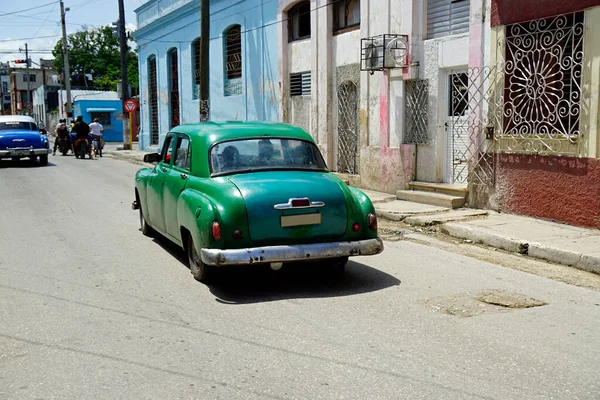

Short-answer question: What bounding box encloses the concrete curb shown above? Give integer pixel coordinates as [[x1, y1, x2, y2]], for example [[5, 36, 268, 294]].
[[441, 222, 600, 273], [104, 151, 147, 167]]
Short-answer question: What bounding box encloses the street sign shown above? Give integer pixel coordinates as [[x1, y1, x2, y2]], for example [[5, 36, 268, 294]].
[[124, 99, 138, 113]]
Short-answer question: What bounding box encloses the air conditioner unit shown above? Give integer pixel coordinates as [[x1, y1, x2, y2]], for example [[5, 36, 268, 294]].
[[361, 34, 410, 72]]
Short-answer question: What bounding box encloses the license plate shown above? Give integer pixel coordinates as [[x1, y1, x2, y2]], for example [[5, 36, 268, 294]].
[[10, 149, 29, 156], [281, 213, 321, 228]]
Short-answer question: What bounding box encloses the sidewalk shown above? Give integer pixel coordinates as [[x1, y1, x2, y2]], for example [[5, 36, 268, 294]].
[[94, 144, 600, 273], [364, 189, 600, 274]]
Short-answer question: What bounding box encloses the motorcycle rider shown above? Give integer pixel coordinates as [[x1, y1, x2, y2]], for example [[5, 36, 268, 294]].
[[53, 121, 70, 155], [73, 116, 91, 157], [89, 118, 104, 157]]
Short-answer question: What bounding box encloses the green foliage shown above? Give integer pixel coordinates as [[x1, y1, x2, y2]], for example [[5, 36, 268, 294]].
[[52, 25, 138, 91]]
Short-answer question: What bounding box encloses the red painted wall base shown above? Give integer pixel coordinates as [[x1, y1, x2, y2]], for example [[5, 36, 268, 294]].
[[494, 154, 600, 229]]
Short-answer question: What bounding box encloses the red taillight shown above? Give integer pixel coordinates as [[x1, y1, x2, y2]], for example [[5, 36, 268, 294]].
[[368, 213, 377, 231], [211, 221, 221, 241], [291, 198, 310, 207], [233, 230, 244, 239], [352, 222, 360, 232]]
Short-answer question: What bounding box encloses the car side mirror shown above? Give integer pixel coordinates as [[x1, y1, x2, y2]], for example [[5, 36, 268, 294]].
[[143, 153, 160, 163]]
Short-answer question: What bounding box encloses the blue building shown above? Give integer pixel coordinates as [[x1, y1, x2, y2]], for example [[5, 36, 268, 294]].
[[67, 90, 124, 142], [132, 0, 280, 150]]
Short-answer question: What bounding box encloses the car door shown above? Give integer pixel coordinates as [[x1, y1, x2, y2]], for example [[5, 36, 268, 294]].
[[147, 134, 175, 233], [163, 135, 191, 241]]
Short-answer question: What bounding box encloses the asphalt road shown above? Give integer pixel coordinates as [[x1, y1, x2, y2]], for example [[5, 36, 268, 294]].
[[1, 155, 599, 400]]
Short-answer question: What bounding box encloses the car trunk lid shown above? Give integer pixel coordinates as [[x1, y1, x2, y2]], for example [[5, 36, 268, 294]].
[[228, 171, 347, 243], [0, 131, 43, 149]]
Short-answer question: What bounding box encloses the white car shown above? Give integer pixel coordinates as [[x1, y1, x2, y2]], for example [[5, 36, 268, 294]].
[[0, 115, 51, 165]]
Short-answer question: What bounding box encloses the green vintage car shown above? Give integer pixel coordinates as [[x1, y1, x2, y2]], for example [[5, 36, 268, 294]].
[[132, 122, 383, 282]]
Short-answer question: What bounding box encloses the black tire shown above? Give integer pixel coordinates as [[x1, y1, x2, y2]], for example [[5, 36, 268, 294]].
[[39, 155, 48, 166], [62, 149, 68, 156], [139, 205, 154, 237], [187, 235, 213, 283]]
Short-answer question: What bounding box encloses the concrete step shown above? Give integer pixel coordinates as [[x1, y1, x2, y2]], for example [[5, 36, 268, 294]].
[[408, 182, 468, 198], [396, 190, 466, 209]]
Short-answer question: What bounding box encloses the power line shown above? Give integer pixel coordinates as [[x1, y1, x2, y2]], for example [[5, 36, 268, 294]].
[[0, 35, 62, 43], [0, 1, 58, 17]]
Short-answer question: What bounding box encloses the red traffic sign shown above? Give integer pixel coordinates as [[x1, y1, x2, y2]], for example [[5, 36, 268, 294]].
[[124, 99, 138, 113]]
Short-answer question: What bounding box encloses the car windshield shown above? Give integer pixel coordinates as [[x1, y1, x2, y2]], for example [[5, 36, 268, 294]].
[[0, 121, 38, 131], [210, 138, 328, 175]]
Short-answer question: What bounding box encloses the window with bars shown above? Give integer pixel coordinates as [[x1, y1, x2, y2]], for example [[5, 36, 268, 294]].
[[502, 12, 584, 149], [22, 74, 36, 82], [290, 71, 311, 96], [224, 25, 242, 96], [90, 112, 111, 126], [333, 0, 360, 32], [148, 56, 159, 146], [427, 0, 470, 39], [168, 49, 180, 128], [192, 38, 201, 100], [288, 1, 311, 42]]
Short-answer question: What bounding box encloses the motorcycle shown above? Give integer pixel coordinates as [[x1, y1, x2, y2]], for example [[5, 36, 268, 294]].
[[91, 134, 103, 157], [56, 134, 72, 156], [74, 138, 91, 159]]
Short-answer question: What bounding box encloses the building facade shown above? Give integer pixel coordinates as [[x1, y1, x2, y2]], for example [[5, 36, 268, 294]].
[[9, 67, 59, 116], [133, 0, 280, 150], [0, 62, 11, 115]]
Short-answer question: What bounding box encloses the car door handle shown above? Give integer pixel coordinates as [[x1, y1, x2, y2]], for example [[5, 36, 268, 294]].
[[161, 167, 167, 172], [180, 173, 188, 180]]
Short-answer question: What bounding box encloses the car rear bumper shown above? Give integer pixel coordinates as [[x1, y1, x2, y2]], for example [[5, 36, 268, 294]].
[[201, 238, 384, 266], [0, 148, 51, 158]]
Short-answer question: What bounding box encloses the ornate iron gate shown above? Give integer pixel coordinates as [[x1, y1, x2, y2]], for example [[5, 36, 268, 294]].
[[448, 11, 584, 186], [337, 81, 359, 174]]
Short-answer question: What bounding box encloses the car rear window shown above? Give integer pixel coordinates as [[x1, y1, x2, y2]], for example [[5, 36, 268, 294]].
[[210, 138, 327, 175], [0, 121, 38, 131]]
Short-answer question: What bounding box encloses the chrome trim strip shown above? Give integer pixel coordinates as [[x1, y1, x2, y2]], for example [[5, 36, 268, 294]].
[[273, 197, 325, 210], [201, 238, 384, 266]]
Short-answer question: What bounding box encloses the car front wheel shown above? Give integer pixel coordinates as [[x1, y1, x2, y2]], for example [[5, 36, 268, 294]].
[[187, 235, 213, 283]]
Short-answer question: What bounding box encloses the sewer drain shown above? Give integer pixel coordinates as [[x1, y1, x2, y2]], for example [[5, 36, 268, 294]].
[[425, 289, 547, 318]]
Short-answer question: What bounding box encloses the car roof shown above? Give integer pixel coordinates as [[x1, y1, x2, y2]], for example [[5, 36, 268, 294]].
[[170, 121, 315, 145], [0, 115, 35, 123]]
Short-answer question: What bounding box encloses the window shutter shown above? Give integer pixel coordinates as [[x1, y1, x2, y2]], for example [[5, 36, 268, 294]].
[[427, 0, 470, 39]]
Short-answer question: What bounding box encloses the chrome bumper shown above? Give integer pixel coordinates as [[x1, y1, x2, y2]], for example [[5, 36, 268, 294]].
[[201, 238, 384, 266], [0, 148, 51, 158]]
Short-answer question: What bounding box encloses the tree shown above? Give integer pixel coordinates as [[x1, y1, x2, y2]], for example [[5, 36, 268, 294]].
[[52, 25, 138, 92]]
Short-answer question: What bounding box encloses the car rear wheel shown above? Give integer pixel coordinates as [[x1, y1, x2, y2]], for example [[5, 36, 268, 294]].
[[139, 205, 154, 236], [187, 235, 213, 283]]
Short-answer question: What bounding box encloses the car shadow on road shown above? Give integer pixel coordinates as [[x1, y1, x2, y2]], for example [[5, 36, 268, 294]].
[[0, 159, 56, 168], [149, 233, 400, 304]]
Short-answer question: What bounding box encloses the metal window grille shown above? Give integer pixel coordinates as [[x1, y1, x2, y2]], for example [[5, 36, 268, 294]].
[[288, 1, 311, 42], [192, 38, 201, 100], [337, 81, 359, 174], [168, 49, 180, 128], [290, 71, 311, 96], [224, 25, 242, 96], [404, 79, 429, 144], [501, 12, 584, 155], [333, 0, 360, 31], [90, 112, 111, 125], [148, 57, 159, 145], [427, 0, 470, 39]]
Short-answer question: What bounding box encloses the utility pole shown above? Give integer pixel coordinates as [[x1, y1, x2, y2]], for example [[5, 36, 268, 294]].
[[118, 0, 131, 149], [199, 0, 209, 121], [60, 0, 73, 122], [25, 44, 31, 116]]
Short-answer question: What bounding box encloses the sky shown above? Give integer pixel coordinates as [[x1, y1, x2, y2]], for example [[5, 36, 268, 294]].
[[0, 0, 142, 67]]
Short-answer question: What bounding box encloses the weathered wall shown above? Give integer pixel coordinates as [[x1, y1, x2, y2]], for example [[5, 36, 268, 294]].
[[492, 155, 600, 229]]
